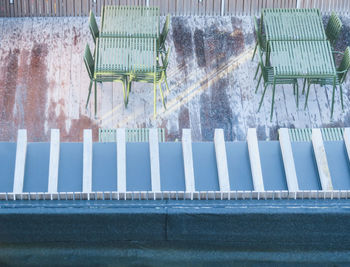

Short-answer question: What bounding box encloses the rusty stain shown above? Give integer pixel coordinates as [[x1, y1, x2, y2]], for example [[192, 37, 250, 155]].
[[48, 101, 99, 142], [24, 43, 49, 142]]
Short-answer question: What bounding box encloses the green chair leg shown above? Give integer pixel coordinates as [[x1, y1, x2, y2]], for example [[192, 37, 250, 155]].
[[85, 80, 93, 109], [304, 81, 311, 110], [255, 72, 263, 93], [296, 82, 299, 108], [254, 65, 260, 80], [252, 43, 258, 61], [164, 76, 170, 93], [302, 79, 307, 95], [331, 83, 336, 118], [153, 81, 157, 118], [94, 81, 97, 117], [121, 79, 126, 107], [293, 83, 296, 95], [159, 83, 166, 109], [125, 80, 132, 107], [340, 84, 344, 110], [270, 83, 276, 122], [258, 84, 268, 112]]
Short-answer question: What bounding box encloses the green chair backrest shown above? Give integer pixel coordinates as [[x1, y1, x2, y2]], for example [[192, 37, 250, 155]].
[[84, 44, 94, 79], [160, 14, 170, 45], [338, 47, 350, 83], [326, 12, 342, 46], [89, 11, 99, 43]]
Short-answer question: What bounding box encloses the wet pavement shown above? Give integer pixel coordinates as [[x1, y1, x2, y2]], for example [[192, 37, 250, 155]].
[[0, 15, 350, 142]]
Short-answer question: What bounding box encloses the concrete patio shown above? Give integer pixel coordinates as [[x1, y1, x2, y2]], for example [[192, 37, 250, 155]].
[[1, 15, 350, 142]]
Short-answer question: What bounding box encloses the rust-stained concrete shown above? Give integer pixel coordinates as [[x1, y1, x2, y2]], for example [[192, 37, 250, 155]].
[[0, 16, 350, 142]]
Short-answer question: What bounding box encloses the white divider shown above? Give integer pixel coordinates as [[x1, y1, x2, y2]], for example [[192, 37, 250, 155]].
[[83, 129, 93, 193], [149, 128, 161, 191], [278, 128, 299, 191], [343, 128, 350, 164], [48, 129, 60, 193], [117, 128, 126, 192], [214, 129, 230, 191], [13, 130, 27, 193], [247, 128, 264, 191], [182, 129, 195, 192], [312, 129, 333, 190]]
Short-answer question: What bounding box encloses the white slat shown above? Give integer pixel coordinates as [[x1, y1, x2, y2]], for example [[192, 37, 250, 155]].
[[247, 128, 264, 191], [182, 129, 195, 192], [48, 129, 60, 193], [278, 128, 299, 191], [83, 129, 93, 193], [312, 128, 333, 190], [214, 129, 230, 191], [149, 128, 161, 191], [117, 128, 126, 192], [343, 128, 350, 164], [13, 129, 27, 193]]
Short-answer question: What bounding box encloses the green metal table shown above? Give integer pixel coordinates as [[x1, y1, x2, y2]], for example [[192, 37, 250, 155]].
[[262, 8, 326, 41], [94, 36, 158, 113], [268, 40, 336, 117], [94, 37, 156, 78], [101, 5, 160, 38]]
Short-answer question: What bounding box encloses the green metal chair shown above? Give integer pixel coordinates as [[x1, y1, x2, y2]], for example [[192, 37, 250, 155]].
[[126, 49, 170, 117], [159, 14, 170, 54], [252, 16, 266, 63], [304, 47, 350, 118], [89, 11, 99, 43], [325, 12, 342, 47], [255, 46, 298, 121], [83, 44, 126, 117]]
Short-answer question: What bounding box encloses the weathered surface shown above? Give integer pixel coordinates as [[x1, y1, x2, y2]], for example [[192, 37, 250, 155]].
[[0, 16, 350, 142]]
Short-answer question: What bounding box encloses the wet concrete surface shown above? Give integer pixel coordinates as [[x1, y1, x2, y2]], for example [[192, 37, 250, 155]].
[[0, 16, 350, 142]]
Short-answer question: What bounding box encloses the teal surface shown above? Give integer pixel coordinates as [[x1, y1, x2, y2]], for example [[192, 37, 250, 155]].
[[225, 142, 254, 190], [292, 142, 321, 190], [192, 142, 219, 191], [0, 143, 16, 192], [126, 143, 151, 191], [324, 141, 350, 190], [259, 141, 288, 190], [23, 143, 50, 192], [58, 143, 83, 192], [92, 143, 117, 191], [159, 143, 186, 191]]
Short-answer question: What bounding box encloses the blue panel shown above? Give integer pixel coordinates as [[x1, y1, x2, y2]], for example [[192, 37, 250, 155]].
[[58, 143, 83, 192], [259, 141, 287, 190], [0, 143, 16, 192], [23, 143, 50, 192], [324, 141, 350, 190], [159, 143, 185, 191], [92, 143, 117, 191], [192, 142, 219, 191], [126, 143, 151, 191], [225, 142, 254, 190], [292, 142, 321, 190]]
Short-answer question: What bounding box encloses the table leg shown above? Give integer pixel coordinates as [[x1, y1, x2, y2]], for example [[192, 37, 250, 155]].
[[270, 79, 276, 121], [304, 80, 311, 110], [340, 84, 344, 110], [86, 80, 93, 109], [302, 79, 306, 95], [258, 84, 268, 112], [94, 81, 97, 118], [153, 73, 157, 118], [331, 77, 336, 118]]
